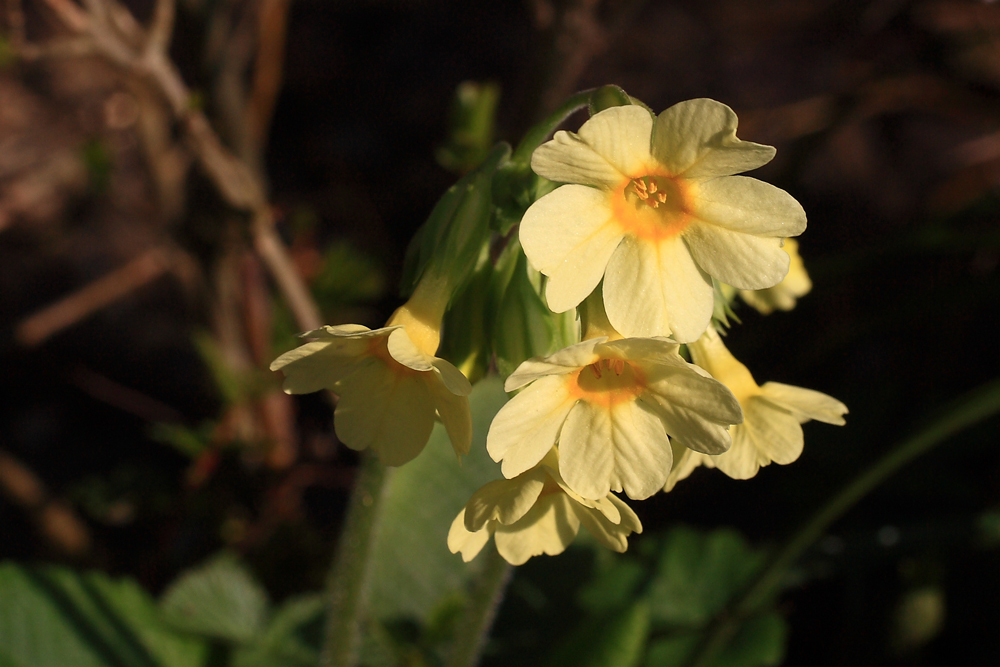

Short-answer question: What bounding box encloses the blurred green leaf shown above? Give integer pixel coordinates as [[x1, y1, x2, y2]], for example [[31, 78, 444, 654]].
[[312, 241, 387, 308], [362, 376, 508, 630], [648, 527, 764, 628], [492, 239, 578, 378], [400, 143, 509, 297], [644, 613, 786, 667], [578, 558, 647, 614], [0, 562, 207, 667], [160, 552, 269, 644], [232, 595, 325, 667], [436, 81, 501, 174], [544, 600, 651, 667], [438, 242, 494, 384], [81, 139, 112, 194]]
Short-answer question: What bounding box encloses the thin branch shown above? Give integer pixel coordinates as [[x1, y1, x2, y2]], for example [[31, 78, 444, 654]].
[[31, 0, 322, 333], [15, 247, 172, 347], [247, 0, 291, 149], [145, 0, 176, 57]]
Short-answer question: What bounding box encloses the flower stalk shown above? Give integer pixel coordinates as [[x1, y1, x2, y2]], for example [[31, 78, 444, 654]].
[[320, 453, 391, 667]]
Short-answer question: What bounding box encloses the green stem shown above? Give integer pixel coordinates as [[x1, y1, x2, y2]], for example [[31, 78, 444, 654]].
[[445, 546, 514, 667], [688, 377, 1000, 667], [511, 89, 595, 165], [319, 453, 391, 667]]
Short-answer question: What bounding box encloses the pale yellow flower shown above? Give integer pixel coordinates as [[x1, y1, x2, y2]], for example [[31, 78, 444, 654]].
[[270, 321, 472, 466], [739, 238, 812, 314], [448, 450, 642, 565], [522, 99, 806, 342], [486, 336, 742, 501], [667, 327, 847, 484]]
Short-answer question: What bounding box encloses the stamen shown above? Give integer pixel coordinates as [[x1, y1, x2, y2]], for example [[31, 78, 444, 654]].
[[611, 359, 625, 375], [647, 181, 658, 194], [589, 362, 603, 379], [657, 192, 667, 203]]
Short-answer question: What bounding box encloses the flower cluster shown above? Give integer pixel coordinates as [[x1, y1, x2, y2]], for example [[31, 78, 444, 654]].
[[270, 94, 847, 566]]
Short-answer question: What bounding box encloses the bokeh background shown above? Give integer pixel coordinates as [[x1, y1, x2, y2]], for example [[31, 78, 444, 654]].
[[2, 0, 1000, 665]]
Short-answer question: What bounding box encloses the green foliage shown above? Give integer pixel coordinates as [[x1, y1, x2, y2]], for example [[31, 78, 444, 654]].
[[545, 601, 651, 667], [588, 85, 634, 115], [400, 143, 510, 298], [437, 81, 501, 174], [491, 239, 578, 378], [231, 595, 325, 667], [312, 241, 387, 309], [648, 527, 764, 627], [360, 377, 509, 663], [0, 562, 207, 667], [160, 552, 270, 644], [437, 244, 494, 384]]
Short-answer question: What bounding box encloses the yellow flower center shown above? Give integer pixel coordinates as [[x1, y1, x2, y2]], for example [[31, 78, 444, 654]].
[[612, 175, 692, 241], [568, 358, 647, 408]]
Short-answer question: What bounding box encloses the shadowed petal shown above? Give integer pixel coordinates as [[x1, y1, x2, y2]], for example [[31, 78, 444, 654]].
[[494, 494, 581, 565], [685, 223, 790, 290]]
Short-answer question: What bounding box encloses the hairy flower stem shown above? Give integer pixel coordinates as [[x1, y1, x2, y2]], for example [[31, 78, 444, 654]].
[[688, 377, 1000, 667], [445, 546, 514, 667], [320, 453, 391, 667]]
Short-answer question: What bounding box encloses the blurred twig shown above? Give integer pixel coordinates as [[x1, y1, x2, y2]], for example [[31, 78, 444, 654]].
[[0, 449, 91, 556], [14, 246, 174, 347], [32, 0, 322, 332]]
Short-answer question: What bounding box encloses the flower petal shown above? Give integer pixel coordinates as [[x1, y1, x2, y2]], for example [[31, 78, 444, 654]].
[[334, 367, 436, 466], [387, 328, 435, 372], [577, 105, 655, 178], [426, 376, 472, 457], [641, 364, 742, 455], [710, 423, 763, 479], [691, 176, 807, 236], [760, 382, 848, 425], [270, 340, 372, 394], [574, 503, 633, 553], [520, 185, 623, 313], [487, 375, 577, 478], [559, 400, 672, 501], [432, 358, 473, 396], [604, 235, 714, 342], [744, 399, 805, 466], [494, 494, 580, 565], [448, 509, 491, 563], [464, 467, 548, 531], [663, 441, 706, 491], [504, 338, 602, 391], [652, 99, 775, 178], [531, 105, 653, 187], [684, 222, 790, 290]]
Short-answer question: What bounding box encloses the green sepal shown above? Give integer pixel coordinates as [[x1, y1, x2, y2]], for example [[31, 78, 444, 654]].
[[436, 81, 501, 175], [400, 142, 510, 298], [491, 161, 557, 236], [436, 241, 494, 385], [491, 239, 579, 378], [588, 85, 633, 115]]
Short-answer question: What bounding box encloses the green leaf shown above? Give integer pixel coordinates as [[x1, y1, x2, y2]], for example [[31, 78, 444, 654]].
[[648, 527, 763, 628], [544, 600, 651, 667], [0, 562, 207, 667], [232, 595, 325, 667], [492, 240, 578, 378], [644, 613, 787, 667], [363, 376, 509, 626], [436, 81, 501, 174], [577, 558, 647, 614], [400, 143, 509, 297], [160, 552, 269, 644], [437, 243, 494, 384]]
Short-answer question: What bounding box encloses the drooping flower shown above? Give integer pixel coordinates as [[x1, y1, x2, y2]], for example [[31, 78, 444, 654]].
[[667, 327, 847, 484], [448, 449, 642, 565], [486, 336, 742, 501], [521, 99, 807, 342], [738, 238, 812, 315], [270, 278, 472, 466]]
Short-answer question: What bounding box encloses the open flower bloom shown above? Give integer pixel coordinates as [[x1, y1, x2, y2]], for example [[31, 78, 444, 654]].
[[522, 99, 807, 342], [739, 238, 812, 315], [668, 327, 847, 483], [448, 450, 642, 565], [486, 336, 742, 501], [270, 322, 472, 466]]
